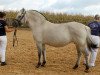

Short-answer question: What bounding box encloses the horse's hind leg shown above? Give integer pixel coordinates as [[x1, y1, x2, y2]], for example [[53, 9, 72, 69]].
[[36, 42, 42, 68], [73, 45, 82, 69], [41, 44, 46, 67], [83, 49, 90, 72]]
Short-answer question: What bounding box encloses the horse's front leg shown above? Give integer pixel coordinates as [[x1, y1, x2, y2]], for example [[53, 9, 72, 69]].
[[41, 44, 46, 67], [36, 42, 42, 68]]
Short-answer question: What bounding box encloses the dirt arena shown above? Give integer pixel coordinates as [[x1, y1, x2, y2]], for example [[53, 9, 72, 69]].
[[0, 28, 100, 75]]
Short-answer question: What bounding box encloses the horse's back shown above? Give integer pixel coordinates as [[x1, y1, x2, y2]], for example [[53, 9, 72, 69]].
[[66, 22, 86, 30], [66, 22, 88, 45]]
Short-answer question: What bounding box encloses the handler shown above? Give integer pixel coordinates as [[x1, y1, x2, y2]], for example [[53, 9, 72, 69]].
[[85, 14, 100, 67], [0, 11, 13, 66]]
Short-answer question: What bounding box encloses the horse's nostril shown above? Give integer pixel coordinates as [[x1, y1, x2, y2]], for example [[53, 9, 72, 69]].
[[12, 19, 21, 27]]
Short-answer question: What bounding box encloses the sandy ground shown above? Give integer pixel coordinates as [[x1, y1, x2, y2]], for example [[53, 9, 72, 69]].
[[0, 29, 100, 75]]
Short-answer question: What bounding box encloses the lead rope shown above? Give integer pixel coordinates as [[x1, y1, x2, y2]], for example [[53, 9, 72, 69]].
[[12, 8, 26, 47], [13, 27, 18, 47]]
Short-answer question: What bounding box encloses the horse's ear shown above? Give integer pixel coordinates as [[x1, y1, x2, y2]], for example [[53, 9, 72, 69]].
[[22, 8, 25, 12], [21, 8, 25, 13]]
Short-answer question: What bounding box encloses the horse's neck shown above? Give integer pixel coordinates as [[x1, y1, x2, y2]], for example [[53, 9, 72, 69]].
[[27, 17, 43, 32], [27, 12, 44, 25]]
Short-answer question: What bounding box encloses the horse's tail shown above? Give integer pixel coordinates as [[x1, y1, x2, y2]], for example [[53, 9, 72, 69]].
[[85, 26, 97, 49]]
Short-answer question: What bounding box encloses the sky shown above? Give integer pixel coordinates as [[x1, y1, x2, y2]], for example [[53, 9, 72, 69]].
[[0, 0, 100, 15]]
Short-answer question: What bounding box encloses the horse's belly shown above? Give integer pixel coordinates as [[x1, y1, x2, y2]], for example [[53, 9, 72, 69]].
[[47, 43, 69, 47], [44, 38, 71, 47], [46, 41, 70, 47]]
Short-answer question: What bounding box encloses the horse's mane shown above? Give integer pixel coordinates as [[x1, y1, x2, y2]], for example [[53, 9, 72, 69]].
[[28, 10, 47, 22]]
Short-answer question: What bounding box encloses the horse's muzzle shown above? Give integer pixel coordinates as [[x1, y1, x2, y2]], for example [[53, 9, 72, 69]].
[[12, 19, 22, 27]]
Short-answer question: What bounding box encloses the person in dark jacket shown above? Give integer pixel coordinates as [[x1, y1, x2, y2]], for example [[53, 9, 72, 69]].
[[84, 14, 100, 67], [0, 11, 13, 66]]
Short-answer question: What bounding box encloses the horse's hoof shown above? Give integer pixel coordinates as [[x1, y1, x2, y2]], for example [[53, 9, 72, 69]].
[[84, 69, 90, 73], [73, 64, 78, 69], [36, 65, 40, 68], [41, 64, 45, 67], [36, 63, 41, 68], [84, 66, 90, 73], [83, 63, 86, 66], [41, 61, 46, 67]]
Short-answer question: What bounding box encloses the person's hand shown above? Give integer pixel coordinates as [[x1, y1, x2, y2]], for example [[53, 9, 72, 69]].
[[5, 26, 14, 32], [10, 28, 14, 32]]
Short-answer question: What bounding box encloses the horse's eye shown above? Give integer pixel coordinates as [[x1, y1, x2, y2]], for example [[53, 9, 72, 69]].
[[18, 16, 21, 18]]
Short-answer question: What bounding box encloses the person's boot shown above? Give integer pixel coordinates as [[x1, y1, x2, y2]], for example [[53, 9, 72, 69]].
[[1, 62, 7, 66]]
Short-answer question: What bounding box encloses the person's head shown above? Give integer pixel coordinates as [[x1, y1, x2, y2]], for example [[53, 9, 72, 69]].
[[0, 12, 6, 18], [94, 14, 100, 20]]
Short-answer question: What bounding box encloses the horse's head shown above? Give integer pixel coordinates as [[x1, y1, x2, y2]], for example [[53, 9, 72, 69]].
[[14, 8, 26, 27]]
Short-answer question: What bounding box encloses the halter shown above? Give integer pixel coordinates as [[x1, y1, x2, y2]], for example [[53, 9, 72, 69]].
[[17, 10, 26, 21], [13, 9, 26, 47]]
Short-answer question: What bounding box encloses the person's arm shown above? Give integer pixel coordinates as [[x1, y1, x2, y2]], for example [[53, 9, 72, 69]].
[[4, 26, 13, 32], [98, 22, 100, 36]]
